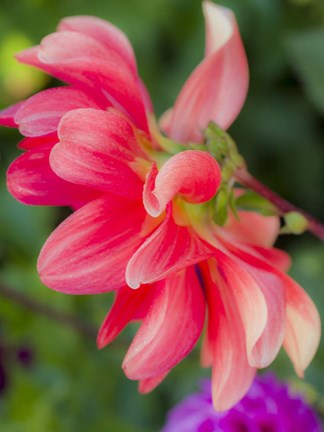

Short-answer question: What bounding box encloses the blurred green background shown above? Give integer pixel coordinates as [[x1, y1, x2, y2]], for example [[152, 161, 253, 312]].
[[0, 0, 323, 430]]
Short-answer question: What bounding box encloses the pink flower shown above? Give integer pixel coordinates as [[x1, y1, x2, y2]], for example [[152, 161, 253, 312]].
[[0, 2, 320, 411]]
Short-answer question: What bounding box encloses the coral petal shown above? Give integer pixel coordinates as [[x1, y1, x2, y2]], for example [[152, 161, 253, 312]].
[[38, 198, 146, 294], [283, 277, 321, 376], [6, 143, 99, 206], [25, 32, 147, 131], [0, 102, 25, 127], [161, 2, 248, 143], [212, 252, 270, 368], [50, 108, 144, 199], [139, 372, 169, 394], [97, 284, 155, 348], [58, 16, 137, 73], [225, 211, 280, 248], [126, 208, 213, 288], [202, 260, 256, 411], [15, 87, 100, 137], [122, 267, 205, 379]]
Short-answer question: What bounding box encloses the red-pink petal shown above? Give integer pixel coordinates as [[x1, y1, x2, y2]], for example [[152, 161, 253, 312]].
[[58, 16, 137, 74], [14, 87, 100, 137], [138, 372, 169, 394], [143, 151, 221, 217], [211, 252, 270, 368], [283, 276, 321, 377], [243, 265, 286, 368], [216, 239, 287, 368], [224, 211, 280, 248], [17, 34, 148, 131], [202, 260, 256, 411], [6, 143, 99, 206], [122, 267, 205, 379], [37, 197, 146, 294], [0, 101, 25, 127], [50, 108, 144, 199], [18, 134, 59, 150], [126, 207, 213, 288], [161, 2, 248, 143], [97, 284, 155, 349]]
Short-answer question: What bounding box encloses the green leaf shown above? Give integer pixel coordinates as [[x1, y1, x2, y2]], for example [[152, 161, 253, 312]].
[[236, 191, 278, 215]]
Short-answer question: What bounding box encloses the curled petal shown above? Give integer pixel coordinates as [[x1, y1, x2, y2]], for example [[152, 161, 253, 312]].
[[283, 277, 321, 377], [38, 198, 146, 294], [123, 267, 205, 379], [58, 15, 137, 73], [143, 150, 221, 217], [126, 207, 213, 288], [14, 87, 100, 137], [6, 143, 99, 206], [50, 108, 144, 199], [161, 1, 248, 143]]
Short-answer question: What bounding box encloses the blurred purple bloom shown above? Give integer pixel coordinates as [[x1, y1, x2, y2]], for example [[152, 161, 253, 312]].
[[162, 374, 322, 432]]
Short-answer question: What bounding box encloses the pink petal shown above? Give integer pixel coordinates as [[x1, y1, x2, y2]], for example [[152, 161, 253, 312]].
[[126, 207, 213, 288], [17, 35, 148, 131], [50, 108, 144, 200], [143, 150, 221, 217], [249, 245, 291, 272], [211, 251, 270, 368], [14, 87, 100, 137], [122, 267, 205, 379], [243, 264, 286, 368], [6, 143, 99, 206], [97, 284, 155, 349], [138, 372, 169, 394], [283, 276, 321, 377], [0, 101, 25, 127], [216, 238, 287, 368], [58, 16, 137, 74], [161, 2, 248, 143], [37, 197, 146, 294], [201, 260, 256, 411], [224, 211, 280, 248]]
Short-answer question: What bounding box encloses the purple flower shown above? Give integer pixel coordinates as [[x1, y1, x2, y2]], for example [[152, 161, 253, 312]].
[[162, 374, 322, 432]]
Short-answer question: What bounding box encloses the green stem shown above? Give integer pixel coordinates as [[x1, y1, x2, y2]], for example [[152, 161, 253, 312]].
[[0, 284, 97, 339]]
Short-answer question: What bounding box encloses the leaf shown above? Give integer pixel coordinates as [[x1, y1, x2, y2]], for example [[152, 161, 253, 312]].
[[286, 29, 324, 114]]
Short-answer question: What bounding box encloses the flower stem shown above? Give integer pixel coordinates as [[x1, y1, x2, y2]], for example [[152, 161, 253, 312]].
[[235, 168, 324, 241], [0, 284, 97, 339]]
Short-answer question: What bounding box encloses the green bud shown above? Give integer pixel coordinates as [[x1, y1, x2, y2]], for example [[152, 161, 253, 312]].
[[282, 211, 309, 235]]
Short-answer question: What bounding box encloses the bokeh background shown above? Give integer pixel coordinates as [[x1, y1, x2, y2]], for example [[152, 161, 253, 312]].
[[0, 0, 323, 430]]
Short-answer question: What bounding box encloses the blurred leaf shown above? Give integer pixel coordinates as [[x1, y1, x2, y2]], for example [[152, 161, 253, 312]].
[[286, 29, 324, 114]]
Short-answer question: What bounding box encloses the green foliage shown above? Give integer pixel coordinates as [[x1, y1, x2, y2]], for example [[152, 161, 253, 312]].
[[0, 0, 323, 430]]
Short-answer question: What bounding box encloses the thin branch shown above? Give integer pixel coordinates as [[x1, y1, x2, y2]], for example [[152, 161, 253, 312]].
[[235, 168, 324, 241], [0, 284, 97, 339]]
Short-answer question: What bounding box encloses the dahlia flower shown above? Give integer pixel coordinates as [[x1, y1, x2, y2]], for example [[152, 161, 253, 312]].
[[162, 374, 322, 432], [0, 2, 320, 410]]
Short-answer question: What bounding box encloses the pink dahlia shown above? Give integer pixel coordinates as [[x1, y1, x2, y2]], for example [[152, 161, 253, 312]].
[[0, 2, 320, 410]]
